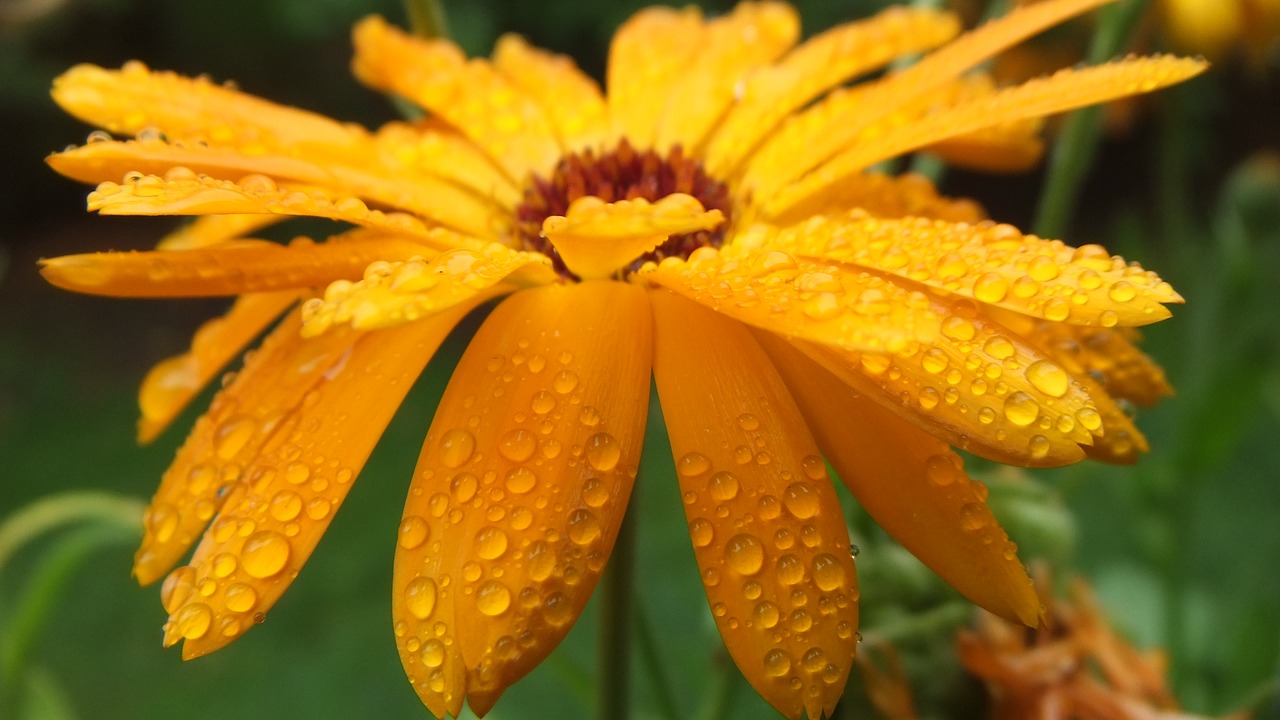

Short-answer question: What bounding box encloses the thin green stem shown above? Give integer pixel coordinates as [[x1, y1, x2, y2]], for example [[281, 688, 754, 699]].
[[633, 599, 682, 720], [599, 507, 635, 720], [404, 0, 450, 40], [0, 492, 144, 577], [1033, 0, 1149, 238]]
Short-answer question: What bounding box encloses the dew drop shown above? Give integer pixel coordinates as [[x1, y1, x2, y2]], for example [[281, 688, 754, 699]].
[[224, 582, 257, 613], [305, 497, 332, 521], [398, 516, 430, 550], [284, 462, 310, 485], [802, 647, 826, 672], [707, 471, 740, 501], [811, 553, 845, 591], [242, 531, 290, 578], [526, 540, 555, 581], [160, 566, 196, 614], [543, 591, 572, 626], [1026, 359, 1070, 398], [584, 433, 621, 472], [801, 455, 826, 481], [214, 416, 256, 460], [504, 466, 537, 494], [925, 454, 959, 486], [1002, 392, 1040, 426], [552, 370, 579, 394], [474, 526, 509, 560], [476, 580, 512, 616], [404, 577, 438, 620], [581, 478, 609, 508], [174, 602, 213, 640], [689, 518, 714, 547], [1029, 434, 1051, 459], [983, 335, 1016, 360], [439, 429, 476, 468], [921, 348, 949, 374], [764, 649, 792, 677], [783, 482, 819, 519], [148, 503, 180, 543], [724, 533, 764, 575], [498, 429, 537, 462], [420, 638, 446, 668], [676, 452, 711, 478], [974, 272, 1009, 303], [567, 509, 602, 545], [530, 390, 556, 415], [1108, 280, 1137, 302], [959, 503, 986, 531], [753, 601, 780, 628], [212, 552, 237, 578], [450, 472, 478, 503], [269, 490, 302, 521], [776, 554, 804, 585]]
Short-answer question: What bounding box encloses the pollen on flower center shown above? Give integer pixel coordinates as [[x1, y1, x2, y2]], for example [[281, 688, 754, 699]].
[[515, 139, 733, 279]]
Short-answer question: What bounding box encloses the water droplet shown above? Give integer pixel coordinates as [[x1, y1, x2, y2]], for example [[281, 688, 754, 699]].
[[1077, 407, 1103, 432], [960, 503, 986, 531], [802, 647, 826, 671], [148, 503, 179, 543], [764, 649, 793, 677], [439, 429, 476, 468], [736, 413, 760, 431], [174, 602, 213, 640], [567, 509, 602, 545], [398, 516, 430, 550], [689, 518, 714, 547], [543, 591, 572, 626], [1002, 392, 1040, 426], [552, 370, 579, 394], [242, 531, 290, 578], [283, 462, 310, 485], [404, 577, 438, 620], [743, 581, 762, 600], [498, 429, 537, 462], [707, 471, 740, 501], [160, 566, 195, 613], [449, 472, 478, 503], [1029, 434, 1051, 459], [476, 580, 511, 616], [925, 454, 960, 486], [774, 528, 795, 549], [783, 482, 819, 519], [530, 391, 556, 415], [724, 533, 764, 575], [474, 526, 509, 560], [214, 416, 255, 460], [776, 554, 804, 585], [983, 335, 1016, 359], [504, 466, 537, 494], [1028, 256, 1060, 282], [941, 316, 976, 341], [811, 553, 845, 591], [224, 582, 257, 613], [305, 497, 332, 520], [921, 348, 949, 374], [1044, 298, 1071, 322], [974, 272, 1009, 303], [420, 638, 446, 668], [584, 433, 620, 472], [1025, 359, 1070, 398], [212, 552, 237, 578], [269, 490, 302, 521], [676, 452, 711, 478], [510, 506, 533, 530], [526, 540, 555, 581], [1108, 280, 1137, 302], [581, 478, 609, 508], [753, 601, 780, 628]]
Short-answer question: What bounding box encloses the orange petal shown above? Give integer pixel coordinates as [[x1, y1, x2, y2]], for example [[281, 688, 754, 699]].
[[393, 282, 652, 718], [492, 34, 611, 153], [138, 290, 299, 444], [764, 212, 1181, 327], [161, 298, 483, 658], [759, 333, 1040, 626], [543, 194, 724, 280], [52, 62, 369, 152], [352, 16, 561, 181], [605, 5, 706, 148], [767, 55, 1208, 217], [133, 309, 361, 585], [704, 5, 960, 177], [374, 120, 521, 210], [40, 235, 432, 298], [49, 141, 503, 238], [651, 1, 799, 153], [299, 244, 556, 337], [641, 243, 942, 354], [157, 215, 283, 251], [1022, 320, 1172, 407], [924, 120, 1045, 174], [650, 288, 858, 720]]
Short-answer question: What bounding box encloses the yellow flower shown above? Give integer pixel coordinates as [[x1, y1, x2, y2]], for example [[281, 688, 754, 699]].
[[40, 1, 1202, 717], [1159, 0, 1280, 65]]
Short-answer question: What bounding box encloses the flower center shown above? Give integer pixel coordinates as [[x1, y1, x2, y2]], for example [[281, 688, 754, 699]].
[[515, 140, 732, 279]]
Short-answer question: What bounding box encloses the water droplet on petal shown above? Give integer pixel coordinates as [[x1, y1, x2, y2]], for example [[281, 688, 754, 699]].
[[504, 466, 537, 494], [724, 534, 764, 575], [398, 516, 430, 550], [439, 429, 476, 468], [1025, 359, 1070, 398], [474, 526, 509, 560], [1002, 392, 1040, 426], [476, 580, 511, 616], [498, 429, 537, 462], [404, 577, 438, 620], [677, 452, 711, 478], [543, 591, 572, 626], [764, 649, 792, 677], [707, 471, 739, 501], [224, 582, 257, 613], [567, 509, 601, 545], [584, 433, 620, 472], [783, 482, 819, 519], [242, 531, 290, 578], [689, 518, 714, 547], [174, 602, 213, 640]]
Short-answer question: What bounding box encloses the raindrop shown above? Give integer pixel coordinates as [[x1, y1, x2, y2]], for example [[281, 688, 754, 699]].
[[526, 540, 555, 581], [421, 639, 446, 668], [174, 602, 213, 640], [959, 503, 986, 531], [708, 471, 740, 501], [753, 601, 780, 628], [269, 490, 302, 521], [764, 649, 793, 677], [543, 592, 572, 626], [498, 429, 537, 462], [476, 580, 512, 616], [504, 466, 537, 494], [581, 478, 609, 508], [783, 482, 819, 519], [439, 428, 476, 468], [450, 472, 478, 503], [1025, 359, 1070, 398], [676, 452, 711, 478], [552, 370, 579, 394], [567, 509, 602, 545], [776, 554, 804, 585], [689, 518, 714, 547], [242, 531, 290, 578], [404, 577, 438, 620], [1002, 392, 1040, 427], [224, 582, 257, 613], [474, 526, 509, 560], [584, 433, 620, 472], [398, 516, 430, 550], [724, 534, 764, 575], [811, 553, 845, 591]]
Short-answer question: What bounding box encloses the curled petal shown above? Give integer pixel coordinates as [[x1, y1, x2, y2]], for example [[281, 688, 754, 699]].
[[764, 212, 1180, 327], [40, 235, 433, 298], [162, 301, 477, 658], [651, 288, 858, 720], [543, 194, 724, 280], [759, 333, 1040, 626], [299, 245, 556, 336], [393, 283, 652, 717], [641, 243, 942, 354], [139, 290, 299, 443], [492, 34, 611, 153], [606, 5, 706, 148]]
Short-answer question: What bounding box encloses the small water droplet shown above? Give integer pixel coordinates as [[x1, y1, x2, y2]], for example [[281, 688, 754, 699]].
[[677, 452, 711, 478], [764, 649, 792, 677]]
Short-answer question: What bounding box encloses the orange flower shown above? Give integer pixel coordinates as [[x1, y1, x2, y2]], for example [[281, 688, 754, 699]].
[[41, 1, 1201, 717]]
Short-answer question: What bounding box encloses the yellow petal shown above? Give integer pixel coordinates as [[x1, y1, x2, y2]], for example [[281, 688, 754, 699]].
[[759, 333, 1039, 626], [133, 309, 361, 585], [299, 245, 556, 336], [650, 288, 858, 720], [764, 212, 1181, 327], [605, 5, 705, 148], [1079, 373, 1149, 464], [652, 1, 800, 153], [641, 242, 942, 354], [52, 62, 368, 152], [49, 140, 503, 238], [393, 282, 652, 717], [492, 34, 611, 153], [40, 235, 432, 298], [162, 300, 479, 658], [352, 16, 561, 181], [704, 5, 960, 177], [157, 214, 283, 251], [923, 120, 1045, 174], [1033, 323, 1171, 407], [543, 194, 724, 280], [374, 120, 521, 210], [766, 171, 986, 227], [138, 290, 299, 443], [767, 55, 1208, 217]]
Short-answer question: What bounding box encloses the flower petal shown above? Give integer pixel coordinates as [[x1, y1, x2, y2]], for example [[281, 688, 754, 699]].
[[758, 333, 1040, 626], [764, 212, 1181, 327], [393, 282, 652, 717], [703, 5, 960, 177], [652, 1, 799, 153], [139, 290, 299, 444], [641, 242, 943, 353], [352, 16, 561, 181], [543, 194, 724, 280], [40, 235, 432, 298], [767, 55, 1208, 218], [492, 34, 611, 153], [157, 214, 282, 251], [605, 5, 706, 148], [766, 171, 986, 227], [1020, 320, 1172, 406], [162, 300, 480, 658], [299, 245, 556, 336], [650, 288, 858, 720], [374, 120, 521, 210]]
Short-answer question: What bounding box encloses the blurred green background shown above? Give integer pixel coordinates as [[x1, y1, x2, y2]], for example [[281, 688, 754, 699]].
[[1, 0, 1278, 718]]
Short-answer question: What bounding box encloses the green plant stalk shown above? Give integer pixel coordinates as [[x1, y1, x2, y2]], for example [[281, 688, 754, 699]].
[[1034, 0, 1150, 238], [633, 599, 682, 720], [599, 507, 635, 720], [404, 0, 450, 40], [0, 492, 143, 575]]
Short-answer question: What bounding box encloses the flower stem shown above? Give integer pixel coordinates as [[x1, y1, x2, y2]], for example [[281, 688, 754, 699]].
[[599, 506, 635, 720], [1034, 0, 1149, 238], [404, 0, 450, 41]]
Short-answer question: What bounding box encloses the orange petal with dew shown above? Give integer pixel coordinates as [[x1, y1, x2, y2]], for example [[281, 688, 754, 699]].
[[760, 333, 1040, 626], [352, 16, 560, 181], [543, 194, 724, 280], [133, 309, 361, 585], [768, 171, 986, 227], [765, 212, 1181, 327], [40, 235, 433, 298], [650, 288, 858, 720], [652, 1, 799, 154], [1019, 318, 1172, 407], [52, 62, 369, 152], [767, 55, 1208, 218], [299, 244, 556, 337], [139, 290, 299, 444], [605, 5, 706, 148], [704, 5, 960, 177], [157, 215, 283, 251], [641, 243, 942, 354], [393, 282, 652, 717], [374, 120, 520, 210], [161, 298, 485, 658], [492, 34, 611, 153]]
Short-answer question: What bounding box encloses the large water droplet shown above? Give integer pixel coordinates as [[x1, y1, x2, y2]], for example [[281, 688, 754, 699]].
[[707, 471, 740, 501], [504, 466, 537, 494], [224, 582, 257, 613], [1025, 359, 1070, 398], [498, 429, 537, 462], [552, 370, 579, 394], [450, 472, 478, 503], [439, 429, 476, 468], [543, 591, 572, 626], [269, 490, 302, 521], [959, 502, 986, 531], [404, 577, 438, 620], [421, 638, 446, 668], [214, 416, 256, 460], [753, 601, 780, 628], [689, 518, 714, 547], [148, 503, 180, 544], [174, 602, 213, 640], [566, 509, 602, 545], [474, 526, 509, 560], [526, 540, 555, 581], [584, 433, 620, 472], [925, 454, 960, 486], [530, 390, 556, 415], [724, 533, 764, 575], [475, 580, 511, 616], [242, 531, 290, 578], [160, 566, 196, 614], [676, 452, 711, 478], [1002, 392, 1040, 426], [783, 482, 819, 519], [764, 649, 792, 677], [776, 554, 804, 585], [811, 553, 845, 591]]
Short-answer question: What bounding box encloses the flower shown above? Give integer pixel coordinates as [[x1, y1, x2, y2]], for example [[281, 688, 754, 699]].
[[40, 0, 1202, 717]]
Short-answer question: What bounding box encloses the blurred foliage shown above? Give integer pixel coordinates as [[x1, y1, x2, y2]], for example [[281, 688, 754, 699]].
[[1, 0, 1279, 719]]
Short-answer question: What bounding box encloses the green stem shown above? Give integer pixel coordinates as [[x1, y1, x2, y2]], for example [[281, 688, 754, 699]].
[[404, 0, 450, 41], [633, 599, 681, 720], [0, 492, 144, 576], [860, 602, 973, 647], [1033, 0, 1149, 239], [599, 507, 635, 720]]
